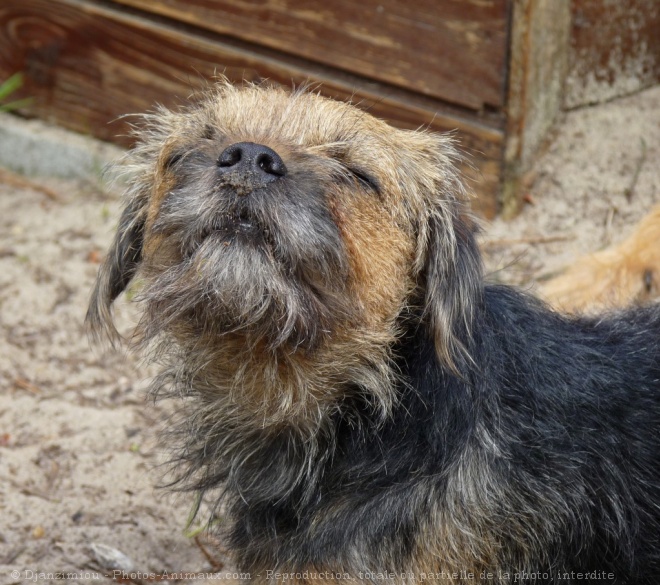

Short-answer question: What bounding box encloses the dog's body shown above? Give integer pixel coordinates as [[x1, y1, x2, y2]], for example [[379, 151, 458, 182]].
[[88, 83, 660, 584], [219, 288, 660, 580]]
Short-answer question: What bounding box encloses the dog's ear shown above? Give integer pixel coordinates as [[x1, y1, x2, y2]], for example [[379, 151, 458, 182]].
[[86, 196, 146, 343], [404, 129, 484, 372], [400, 131, 483, 373], [420, 206, 483, 372]]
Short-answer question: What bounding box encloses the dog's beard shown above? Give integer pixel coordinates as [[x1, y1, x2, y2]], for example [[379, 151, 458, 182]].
[[138, 179, 352, 350]]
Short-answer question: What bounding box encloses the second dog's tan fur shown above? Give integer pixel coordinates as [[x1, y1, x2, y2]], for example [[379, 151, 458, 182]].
[[542, 205, 660, 312]]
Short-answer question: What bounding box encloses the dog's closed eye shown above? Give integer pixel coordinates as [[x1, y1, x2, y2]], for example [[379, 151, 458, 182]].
[[164, 151, 185, 170], [346, 166, 380, 195], [318, 144, 381, 195]]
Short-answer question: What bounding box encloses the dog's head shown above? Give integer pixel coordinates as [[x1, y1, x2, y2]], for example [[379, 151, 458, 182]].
[[88, 82, 482, 370]]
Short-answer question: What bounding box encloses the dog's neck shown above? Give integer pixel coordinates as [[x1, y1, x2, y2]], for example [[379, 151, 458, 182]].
[[160, 322, 400, 432]]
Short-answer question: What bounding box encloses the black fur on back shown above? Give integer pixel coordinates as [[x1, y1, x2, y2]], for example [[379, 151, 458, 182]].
[[188, 286, 660, 583]]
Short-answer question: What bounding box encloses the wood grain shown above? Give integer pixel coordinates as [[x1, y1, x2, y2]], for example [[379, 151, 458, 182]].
[[566, 0, 660, 108], [110, 0, 510, 111], [502, 0, 570, 216], [0, 0, 504, 216]]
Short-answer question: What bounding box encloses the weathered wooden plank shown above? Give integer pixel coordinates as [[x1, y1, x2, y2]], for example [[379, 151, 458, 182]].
[[109, 0, 510, 111], [502, 0, 570, 216], [566, 0, 660, 108], [0, 0, 504, 216]]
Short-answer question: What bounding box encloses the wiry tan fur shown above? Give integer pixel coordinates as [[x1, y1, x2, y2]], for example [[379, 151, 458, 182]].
[[89, 81, 474, 430]]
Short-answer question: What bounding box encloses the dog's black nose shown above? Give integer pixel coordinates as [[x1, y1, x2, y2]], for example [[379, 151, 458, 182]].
[[217, 142, 287, 180]]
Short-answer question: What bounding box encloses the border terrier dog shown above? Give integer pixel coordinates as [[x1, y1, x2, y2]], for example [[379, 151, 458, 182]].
[[88, 82, 660, 583]]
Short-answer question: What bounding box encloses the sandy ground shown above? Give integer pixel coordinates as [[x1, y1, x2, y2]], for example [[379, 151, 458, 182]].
[[0, 84, 659, 584], [482, 85, 660, 289]]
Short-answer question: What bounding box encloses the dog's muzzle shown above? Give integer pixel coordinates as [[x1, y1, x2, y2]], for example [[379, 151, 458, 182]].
[[217, 142, 287, 193]]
